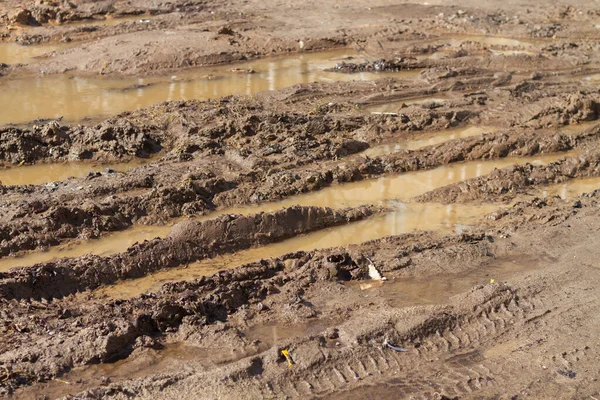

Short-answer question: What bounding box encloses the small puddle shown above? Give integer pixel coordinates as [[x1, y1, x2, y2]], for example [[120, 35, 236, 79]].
[[540, 176, 600, 199], [50, 14, 155, 27], [96, 202, 502, 299], [358, 256, 542, 308], [0, 151, 574, 272], [0, 50, 421, 126], [0, 158, 154, 186], [13, 341, 246, 400], [0, 42, 71, 65], [361, 126, 497, 156]]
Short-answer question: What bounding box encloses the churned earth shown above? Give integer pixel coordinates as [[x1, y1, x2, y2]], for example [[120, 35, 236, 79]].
[[1, 0, 600, 399]]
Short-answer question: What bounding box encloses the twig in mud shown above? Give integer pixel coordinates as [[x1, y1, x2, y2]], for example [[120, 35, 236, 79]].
[[0, 366, 9, 383], [382, 338, 408, 353]]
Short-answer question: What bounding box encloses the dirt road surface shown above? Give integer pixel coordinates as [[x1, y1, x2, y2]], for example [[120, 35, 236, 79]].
[[1, 0, 600, 399]]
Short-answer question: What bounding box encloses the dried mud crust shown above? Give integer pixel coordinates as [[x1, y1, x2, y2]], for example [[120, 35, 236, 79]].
[[2, 192, 600, 399]]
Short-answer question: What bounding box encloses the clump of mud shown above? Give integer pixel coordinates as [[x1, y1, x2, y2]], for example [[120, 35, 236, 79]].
[[328, 58, 422, 73]]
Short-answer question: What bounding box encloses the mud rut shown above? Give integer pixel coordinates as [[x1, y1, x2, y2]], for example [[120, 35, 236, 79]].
[[1, 1, 600, 399]]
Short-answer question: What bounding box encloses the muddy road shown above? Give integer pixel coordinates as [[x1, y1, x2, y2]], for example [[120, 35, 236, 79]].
[[1, 0, 600, 399]]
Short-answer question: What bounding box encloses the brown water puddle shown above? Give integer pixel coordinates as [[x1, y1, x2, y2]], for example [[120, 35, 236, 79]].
[[361, 125, 497, 155], [0, 158, 154, 186], [49, 14, 155, 27], [0, 151, 575, 272], [0, 42, 71, 65], [358, 255, 543, 308], [0, 50, 421, 126], [540, 176, 600, 199], [96, 202, 502, 299], [13, 341, 250, 400]]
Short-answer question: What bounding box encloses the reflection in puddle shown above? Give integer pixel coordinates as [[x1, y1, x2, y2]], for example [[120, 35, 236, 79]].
[[361, 126, 497, 155], [0, 158, 153, 186], [96, 202, 502, 298], [583, 74, 600, 84], [0, 50, 421, 126], [0, 151, 574, 272], [540, 176, 600, 199]]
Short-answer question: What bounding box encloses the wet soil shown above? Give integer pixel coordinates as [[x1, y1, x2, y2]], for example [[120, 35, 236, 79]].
[[2, 1, 600, 399]]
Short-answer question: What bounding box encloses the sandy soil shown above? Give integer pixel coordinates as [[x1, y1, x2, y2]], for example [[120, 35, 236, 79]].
[[1, 0, 600, 399]]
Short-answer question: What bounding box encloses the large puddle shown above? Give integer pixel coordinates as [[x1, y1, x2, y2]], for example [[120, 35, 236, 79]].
[[0, 158, 154, 186], [0, 151, 574, 272], [0, 50, 421, 126]]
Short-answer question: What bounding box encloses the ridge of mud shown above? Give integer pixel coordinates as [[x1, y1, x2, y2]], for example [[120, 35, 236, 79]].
[[415, 150, 600, 204], [0, 205, 378, 300], [0, 120, 162, 165]]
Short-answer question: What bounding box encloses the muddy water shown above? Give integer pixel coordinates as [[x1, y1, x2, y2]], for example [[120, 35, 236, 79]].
[[0, 42, 71, 65], [50, 14, 155, 27], [371, 256, 543, 308], [15, 341, 250, 400], [541, 176, 600, 199], [0, 50, 421, 126], [361, 125, 497, 156], [97, 202, 502, 298], [0, 223, 175, 271], [0, 158, 154, 186], [0, 151, 574, 272]]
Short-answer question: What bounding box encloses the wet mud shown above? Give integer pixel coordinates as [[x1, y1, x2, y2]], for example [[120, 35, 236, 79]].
[[2, 1, 600, 399]]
